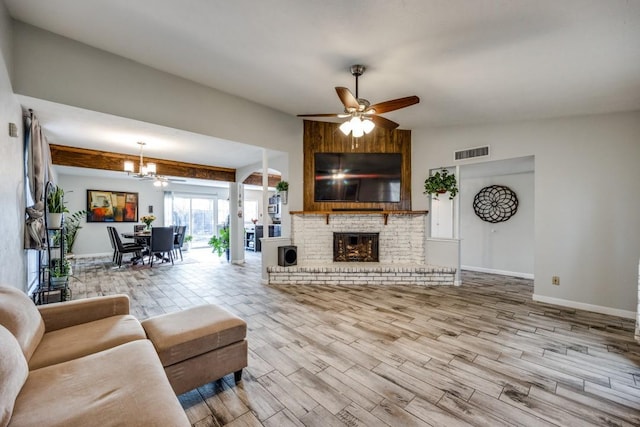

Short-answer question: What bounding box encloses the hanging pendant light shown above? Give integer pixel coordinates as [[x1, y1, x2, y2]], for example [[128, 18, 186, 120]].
[[124, 142, 171, 186]]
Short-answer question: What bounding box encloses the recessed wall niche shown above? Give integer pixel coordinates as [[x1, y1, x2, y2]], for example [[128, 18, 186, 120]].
[[302, 120, 412, 211]]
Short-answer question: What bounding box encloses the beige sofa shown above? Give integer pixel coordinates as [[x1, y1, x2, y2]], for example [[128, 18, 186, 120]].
[[0, 285, 190, 427]]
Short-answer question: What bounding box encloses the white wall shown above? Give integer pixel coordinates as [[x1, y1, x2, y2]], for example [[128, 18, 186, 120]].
[[460, 171, 534, 277], [11, 22, 304, 213], [0, 4, 28, 291], [412, 111, 640, 316], [58, 173, 228, 256], [58, 174, 167, 256]]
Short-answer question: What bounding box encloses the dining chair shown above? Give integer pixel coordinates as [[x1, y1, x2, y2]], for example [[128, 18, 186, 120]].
[[108, 226, 145, 267], [133, 224, 149, 248], [107, 227, 117, 263], [150, 227, 174, 267], [173, 225, 187, 261]]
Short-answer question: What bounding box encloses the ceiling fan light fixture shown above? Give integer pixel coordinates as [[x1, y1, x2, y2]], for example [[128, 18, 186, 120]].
[[339, 120, 352, 135], [298, 64, 418, 135], [362, 119, 375, 134], [349, 116, 366, 137]]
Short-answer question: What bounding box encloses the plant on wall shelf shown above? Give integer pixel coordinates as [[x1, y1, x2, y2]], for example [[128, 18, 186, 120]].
[[424, 168, 458, 200], [276, 181, 289, 204], [276, 181, 289, 192]]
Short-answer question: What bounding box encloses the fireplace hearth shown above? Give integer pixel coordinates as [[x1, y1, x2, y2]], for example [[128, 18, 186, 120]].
[[334, 232, 379, 262]]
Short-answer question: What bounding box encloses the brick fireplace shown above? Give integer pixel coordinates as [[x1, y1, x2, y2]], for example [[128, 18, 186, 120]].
[[267, 212, 456, 286], [334, 232, 379, 262]]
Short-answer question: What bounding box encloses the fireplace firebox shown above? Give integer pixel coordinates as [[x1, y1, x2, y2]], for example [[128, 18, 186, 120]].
[[333, 232, 379, 262]]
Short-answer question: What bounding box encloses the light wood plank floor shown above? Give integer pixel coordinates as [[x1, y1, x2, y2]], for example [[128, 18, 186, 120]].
[[68, 249, 640, 426]]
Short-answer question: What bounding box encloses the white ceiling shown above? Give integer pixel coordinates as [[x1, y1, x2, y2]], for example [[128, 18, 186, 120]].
[[6, 0, 640, 174]]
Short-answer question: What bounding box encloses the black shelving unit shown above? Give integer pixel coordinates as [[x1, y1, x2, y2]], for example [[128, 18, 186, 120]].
[[244, 224, 281, 252], [34, 182, 71, 304], [244, 225, 263, 252]]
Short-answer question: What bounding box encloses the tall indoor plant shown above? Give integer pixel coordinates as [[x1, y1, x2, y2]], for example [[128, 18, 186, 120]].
[[63, 210, 88, 255], [208, 227, 230, 261]]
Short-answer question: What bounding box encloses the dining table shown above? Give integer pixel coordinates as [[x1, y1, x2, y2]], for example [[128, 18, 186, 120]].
[[121, 230, 175, 263]]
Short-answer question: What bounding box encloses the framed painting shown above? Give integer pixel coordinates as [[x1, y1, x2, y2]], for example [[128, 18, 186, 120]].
[[87, 190, 138, 222]]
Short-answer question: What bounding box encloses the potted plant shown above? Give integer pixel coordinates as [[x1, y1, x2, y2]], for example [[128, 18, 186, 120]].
[[208, 227, 230, 261], [63, 210, 88, 255], [424, 168, 458, 200], [276, 180, 289, 205], [46, 185, 68, 228], [182, 234, 193, 251], [48, 258, 71, 289]]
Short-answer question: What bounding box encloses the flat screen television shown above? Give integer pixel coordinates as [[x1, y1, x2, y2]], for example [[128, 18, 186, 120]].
[[314, 153, 402, 202]]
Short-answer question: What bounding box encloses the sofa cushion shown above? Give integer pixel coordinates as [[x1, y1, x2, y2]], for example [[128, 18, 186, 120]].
[[0, 286, 44, 361], [0, 326, 29, 427], [28, 314, 146, 370], [10, 340, 190, 427]]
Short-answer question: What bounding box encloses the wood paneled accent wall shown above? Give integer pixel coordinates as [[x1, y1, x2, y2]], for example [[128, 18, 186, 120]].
[[303, 120, 411, 211]]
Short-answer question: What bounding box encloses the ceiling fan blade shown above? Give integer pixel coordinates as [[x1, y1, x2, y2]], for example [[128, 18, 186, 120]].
[[335, 87, 359, 110], [297, 113, 343, 118], [367, 96, 420, 114], [370, 115, 399, 130]]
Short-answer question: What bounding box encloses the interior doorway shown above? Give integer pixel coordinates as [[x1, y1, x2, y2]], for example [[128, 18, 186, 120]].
[[458, 156, 535, 278]]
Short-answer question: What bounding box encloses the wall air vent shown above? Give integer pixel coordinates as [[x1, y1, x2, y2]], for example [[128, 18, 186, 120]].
[[454, 145, 490, 161]]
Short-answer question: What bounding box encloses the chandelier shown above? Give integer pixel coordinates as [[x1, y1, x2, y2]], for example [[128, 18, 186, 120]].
[[123, 142, 169, 187]]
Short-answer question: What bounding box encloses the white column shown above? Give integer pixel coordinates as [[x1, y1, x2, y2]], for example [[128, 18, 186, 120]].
[[262, 149, 269, 225], [229, 182, 245, 264]]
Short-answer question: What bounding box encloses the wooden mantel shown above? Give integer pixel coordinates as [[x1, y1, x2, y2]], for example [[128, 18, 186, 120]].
[[290, 210, 428, 225]]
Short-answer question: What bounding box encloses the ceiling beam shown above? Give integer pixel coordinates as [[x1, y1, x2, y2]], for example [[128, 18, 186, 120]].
[[50, 144, 236, 182], [242, 173, 281, 188]]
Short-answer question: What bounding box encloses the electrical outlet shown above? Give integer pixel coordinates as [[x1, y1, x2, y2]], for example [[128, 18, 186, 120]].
[[552, 276, 560, 286]]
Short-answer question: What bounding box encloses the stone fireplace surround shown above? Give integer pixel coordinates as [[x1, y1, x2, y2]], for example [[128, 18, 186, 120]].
[[267, 212, 456, 286]]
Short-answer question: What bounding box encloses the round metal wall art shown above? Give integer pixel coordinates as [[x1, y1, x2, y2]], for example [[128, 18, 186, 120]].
[[473, 185, 518, 223]]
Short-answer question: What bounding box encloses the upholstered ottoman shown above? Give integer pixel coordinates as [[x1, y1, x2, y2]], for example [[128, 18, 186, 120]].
[[141, 305, 247, 395]]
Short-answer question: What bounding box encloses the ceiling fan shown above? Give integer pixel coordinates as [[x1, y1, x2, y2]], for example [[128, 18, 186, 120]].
[[297, 64, 420, 137], [123, 141, 186, 187]]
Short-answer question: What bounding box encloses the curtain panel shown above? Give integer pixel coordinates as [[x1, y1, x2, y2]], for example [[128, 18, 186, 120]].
[[24, 111, 54, 250], [636, 260, 640, 343]]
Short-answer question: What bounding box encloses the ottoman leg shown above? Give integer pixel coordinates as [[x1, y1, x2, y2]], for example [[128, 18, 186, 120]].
[[234, 369, 243, 383]]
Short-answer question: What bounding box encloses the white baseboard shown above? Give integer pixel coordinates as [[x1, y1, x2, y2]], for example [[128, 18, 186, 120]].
[[71, 252, 112, 258], [532, 294, 636, 319], [462, 265, 534, 279]]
